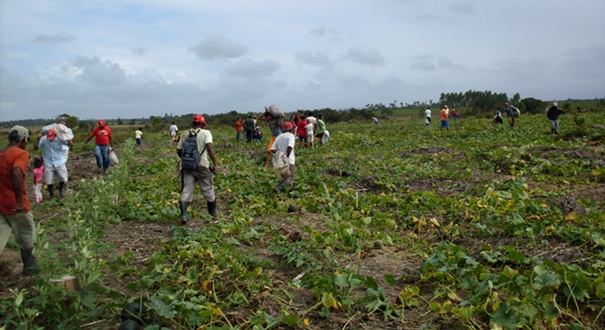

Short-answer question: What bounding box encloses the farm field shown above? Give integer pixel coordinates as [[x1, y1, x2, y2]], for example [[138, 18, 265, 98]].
[[1, 111, 605, 329]]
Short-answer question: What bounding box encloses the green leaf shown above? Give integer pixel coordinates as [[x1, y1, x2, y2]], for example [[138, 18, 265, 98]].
[[150, 296, 176, 319], [543, 303, 559, 322], [533, 272, 560, 290], [384, 274, 397, 286], [282, 313, 299, 327], [492, 303, 521, 330]]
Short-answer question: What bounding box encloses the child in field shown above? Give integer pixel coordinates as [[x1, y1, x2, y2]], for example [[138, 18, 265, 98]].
[[253, 127, 263, 142], [305, 118, 314, 147], [32, 157, 44, 203]]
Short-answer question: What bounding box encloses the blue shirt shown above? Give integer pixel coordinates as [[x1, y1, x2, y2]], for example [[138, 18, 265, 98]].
[[506, 106, 515, 117], [38, 136, 68, 168]]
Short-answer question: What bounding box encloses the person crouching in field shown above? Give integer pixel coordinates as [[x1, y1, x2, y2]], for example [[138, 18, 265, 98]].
[[271, 122, 295, 193]]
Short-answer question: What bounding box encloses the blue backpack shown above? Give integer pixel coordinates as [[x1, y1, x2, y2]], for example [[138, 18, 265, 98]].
[[181, 130, 201, 170]]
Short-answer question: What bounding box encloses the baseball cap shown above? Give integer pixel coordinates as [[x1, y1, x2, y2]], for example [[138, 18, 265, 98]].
[[98, 119, 106, 126], [9, 125, 29, 142], [283, 122, 294, 130], [193, 115, 206, 124], [47, 128, 57, 141]]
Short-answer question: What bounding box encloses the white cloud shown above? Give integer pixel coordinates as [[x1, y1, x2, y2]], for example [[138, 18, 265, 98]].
[[224, 59, 281, 79], [342, 47, 385, 66], [189, 33, 248, 60], [33, 32, 75, 44]]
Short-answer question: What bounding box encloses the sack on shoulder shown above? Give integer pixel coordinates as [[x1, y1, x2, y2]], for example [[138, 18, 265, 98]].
[[272, 150, 290, 178]]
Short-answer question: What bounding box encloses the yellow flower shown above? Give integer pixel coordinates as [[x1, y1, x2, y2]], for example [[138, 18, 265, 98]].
[[303, 318, 310, 326]]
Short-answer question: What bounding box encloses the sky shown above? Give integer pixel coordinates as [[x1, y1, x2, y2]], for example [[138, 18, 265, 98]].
[[1, 0, 604, 122]]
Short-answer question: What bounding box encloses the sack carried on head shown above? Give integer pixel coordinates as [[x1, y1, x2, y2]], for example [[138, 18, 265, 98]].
[[265, 105, 285, 118], [181, 129, 201, 170], [41, 123, 74, 141], [272, 150, 290, 178]]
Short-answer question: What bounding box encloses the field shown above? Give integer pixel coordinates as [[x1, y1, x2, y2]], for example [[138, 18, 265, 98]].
[[1, 111, 605, 330]]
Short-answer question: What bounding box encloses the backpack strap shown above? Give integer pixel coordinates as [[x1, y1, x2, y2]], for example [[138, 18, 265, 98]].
[[190, 128, 208, 156]]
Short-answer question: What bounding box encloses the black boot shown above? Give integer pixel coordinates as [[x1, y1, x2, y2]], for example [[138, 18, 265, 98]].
[[48, 184, 54, 199], [20, 248, 38, 276], [207, 200, 217, 218], [59, 182, 65, 197], [179, 201, 189, 225]]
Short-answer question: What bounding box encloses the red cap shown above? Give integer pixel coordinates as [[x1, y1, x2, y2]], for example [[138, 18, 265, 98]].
[[98, 119, 106, 126], [193, 115, 206, 124], [282, 122, 293, 130], [47, 128, 57, 141]]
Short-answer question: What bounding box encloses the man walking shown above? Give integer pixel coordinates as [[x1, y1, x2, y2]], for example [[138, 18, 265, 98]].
[[35, 128, 73, 198], [271, 122, 296, 193], [83, 120, 114, 172], [546, 102, 564, 134], [0, 126, 38, 276], [177, 115, 218, 224], [440, 106, 450, 132], [244, 114, 255, 143]]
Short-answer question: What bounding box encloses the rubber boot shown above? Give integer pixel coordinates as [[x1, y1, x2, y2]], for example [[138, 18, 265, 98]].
[[59, 182, 65, 197], [207, 200, 217, 218], [179, 201, 189, 225], [20, 248, 38, 276], [48, 184, 54, 199]]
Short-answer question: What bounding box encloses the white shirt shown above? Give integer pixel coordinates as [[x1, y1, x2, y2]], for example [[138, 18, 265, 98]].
[[425, 109, 431, 117], [271, 132, 295, 165], [169, 124, 178, 135]]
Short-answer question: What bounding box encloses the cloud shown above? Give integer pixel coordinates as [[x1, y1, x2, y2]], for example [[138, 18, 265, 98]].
[[295, 51, 333, 69], [132, 47, 147, 56], [224, 59, 281, 79], [309, 27, 327, 37], [410, 54, 467, 71], [343, 46, 385, 66], [67, 56, 127, 86], [447, 0, 475, 14], [32, 32, 75, 44], [189, 33, 248, 60]]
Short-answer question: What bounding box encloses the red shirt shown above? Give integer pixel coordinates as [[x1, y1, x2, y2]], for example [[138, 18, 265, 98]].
[[91, 126, 112, 145], [0, 146, 30, 214], [235, 120, 243, 132], [297, 120, 307, 137]]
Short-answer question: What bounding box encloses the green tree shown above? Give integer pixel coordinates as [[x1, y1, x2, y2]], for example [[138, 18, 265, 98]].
[[520, 97, 545, 114], [56, 113, 78, 128]]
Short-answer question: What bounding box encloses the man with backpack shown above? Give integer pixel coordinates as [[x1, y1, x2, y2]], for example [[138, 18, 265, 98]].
[[177, 115, 218, 224]]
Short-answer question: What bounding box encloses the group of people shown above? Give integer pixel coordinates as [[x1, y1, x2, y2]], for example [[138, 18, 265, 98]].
[[493, 101, 563, 133], [425, 106, 457, 131]]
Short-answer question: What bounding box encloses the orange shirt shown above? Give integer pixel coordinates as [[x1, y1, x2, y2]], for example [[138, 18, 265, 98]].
[[440, 108, 449, 121], [235, 120, 243, 132], [0, 146, 30, 214]]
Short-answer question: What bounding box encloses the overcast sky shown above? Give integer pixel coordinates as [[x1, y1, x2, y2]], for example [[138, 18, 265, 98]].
[[1, 0, 604, 122]]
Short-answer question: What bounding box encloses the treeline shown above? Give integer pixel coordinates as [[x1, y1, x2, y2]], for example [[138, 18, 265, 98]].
[[3, 95, 604, 130], [438, 91, 605, 115]]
